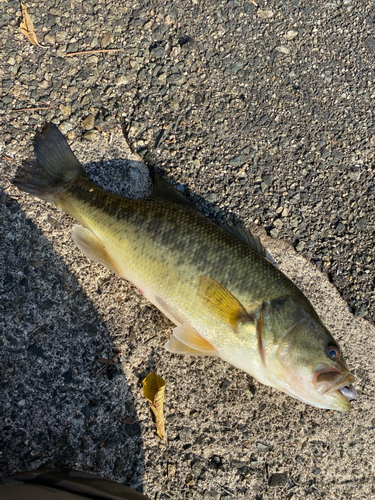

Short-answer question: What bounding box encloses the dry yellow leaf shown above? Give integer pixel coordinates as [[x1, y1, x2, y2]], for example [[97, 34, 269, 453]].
[[19, 3, 39, 46], [142, 372, 166, 442]]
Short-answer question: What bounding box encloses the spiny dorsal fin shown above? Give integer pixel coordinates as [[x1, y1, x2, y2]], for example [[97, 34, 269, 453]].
[[154, 171, 196, 208], [220, 222, 266, 257], [72, 225, 118, 274], [198, 275, 254, 332]]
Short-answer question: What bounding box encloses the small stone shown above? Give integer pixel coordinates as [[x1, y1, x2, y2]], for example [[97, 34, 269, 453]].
[[365, 38, 375, 54], [257, 442, 270, 451], [81, 114, 95, 130], [270, 228, 279, 238], [191, 462, 202, 477], [44, 33, 55, 44], [170, 46, 181, 58], [349, 171, 361, 181], [84, 130, 101, 141], [230, 60, 244, 74], [284, 30, 298, 40], [203, 489, 218, 499], [257, 9, 273, 18], [59, 122, 73, 134], [269, 472, 288, 487], [59, 104, 71, 117], [296, 241, 305, 252], [39, 80, 49, 89], [357, 218, 367, 230], [276, 46, 290, 54], [313, 468, 322, 475], [179, 427, 192, 442], [165, 14, 175, 25], [355, 303, 367, 317], [229, 154, 246, 166], [101, 33, 113, 48], [220, 378, 231, 391], [152, 24, 165, 41], [115, 75, 129, 86], [336, 222, 345, 233], [150, 46, 165, 58], [167, 73, 185, 85], [129, 121, 143, 136], [157, 73, 167, 84]]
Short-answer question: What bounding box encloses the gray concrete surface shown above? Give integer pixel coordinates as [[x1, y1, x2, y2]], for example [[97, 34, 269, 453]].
[[1, 0, 375, 499]]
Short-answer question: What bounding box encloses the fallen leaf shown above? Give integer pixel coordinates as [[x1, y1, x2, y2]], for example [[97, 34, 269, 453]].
[[19, 3, 39, 46], [142, 372, 166, 442]]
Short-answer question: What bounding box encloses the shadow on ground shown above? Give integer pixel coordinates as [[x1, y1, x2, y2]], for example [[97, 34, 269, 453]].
[[0, 189, 145, 492]]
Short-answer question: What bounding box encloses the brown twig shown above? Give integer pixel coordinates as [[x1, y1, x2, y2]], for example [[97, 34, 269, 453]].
[[11, 106, 50, 112], [4, 177, 14, 192], [95, 352, 121, 378], [65, 48, 121, 57], [28, 325, 42, 336]]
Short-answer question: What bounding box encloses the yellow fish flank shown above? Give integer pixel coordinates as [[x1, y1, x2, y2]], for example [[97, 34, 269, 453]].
[[14, 123, 357, 412]]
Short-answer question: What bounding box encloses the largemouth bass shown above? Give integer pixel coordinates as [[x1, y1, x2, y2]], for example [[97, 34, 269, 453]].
[[14, 123, 357, 412]]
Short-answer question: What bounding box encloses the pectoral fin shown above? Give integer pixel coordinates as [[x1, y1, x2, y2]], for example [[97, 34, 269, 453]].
[[72, 225, 118, 274], [198, 275, 254, 332], [164, 336, 212, 357], [164, 323, 218, 356]]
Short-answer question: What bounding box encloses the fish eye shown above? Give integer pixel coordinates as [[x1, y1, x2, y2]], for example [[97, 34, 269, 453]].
[[327, 343, 340, 359]]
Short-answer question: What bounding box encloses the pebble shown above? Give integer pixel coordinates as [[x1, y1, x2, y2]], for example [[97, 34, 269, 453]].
[[83, 129, 101, 141], [167, 73, 185, 85], [81, 114, 95, 130], [230, 154, 246, 165], [115, 75, 129, 86], [257, 9, 273, 19], [276, 46, 290, 55], [101, 33, 114, 48], [296, 241, 305, 252], [59, 122, 73, 134], [284, 30, 298, 40], [257, 442, 270, 451], [179, 427, 192, 442], [269, 472, 288, 487]]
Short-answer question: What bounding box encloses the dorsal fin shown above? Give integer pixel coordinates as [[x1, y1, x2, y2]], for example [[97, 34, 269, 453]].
[[154, 171, 196, 208], [219, 222, 267, 257]]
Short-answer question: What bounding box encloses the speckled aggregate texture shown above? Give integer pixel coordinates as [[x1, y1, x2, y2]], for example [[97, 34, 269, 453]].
[[1, 0, 375, 499]]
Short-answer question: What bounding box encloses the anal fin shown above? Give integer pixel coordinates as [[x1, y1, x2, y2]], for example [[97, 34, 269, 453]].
[[72, 225, 118, 274]]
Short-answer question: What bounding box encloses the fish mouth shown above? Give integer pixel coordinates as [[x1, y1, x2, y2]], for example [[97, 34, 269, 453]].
[[313, 365, 356, 401], [337, 384, 357, 401]]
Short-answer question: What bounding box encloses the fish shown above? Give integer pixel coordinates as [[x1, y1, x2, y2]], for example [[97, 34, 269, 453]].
[[13, 123, 357, 412]]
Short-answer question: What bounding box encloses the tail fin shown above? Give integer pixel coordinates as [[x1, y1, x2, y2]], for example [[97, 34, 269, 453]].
[[13, 123, 86, 203]]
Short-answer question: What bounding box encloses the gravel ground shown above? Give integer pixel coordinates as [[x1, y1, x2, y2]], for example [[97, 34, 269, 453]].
[[1, 0, 375, 499]]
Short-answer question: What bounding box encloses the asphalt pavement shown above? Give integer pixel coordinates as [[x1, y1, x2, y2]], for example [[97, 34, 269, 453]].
[[1, 1, 375, 499]]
